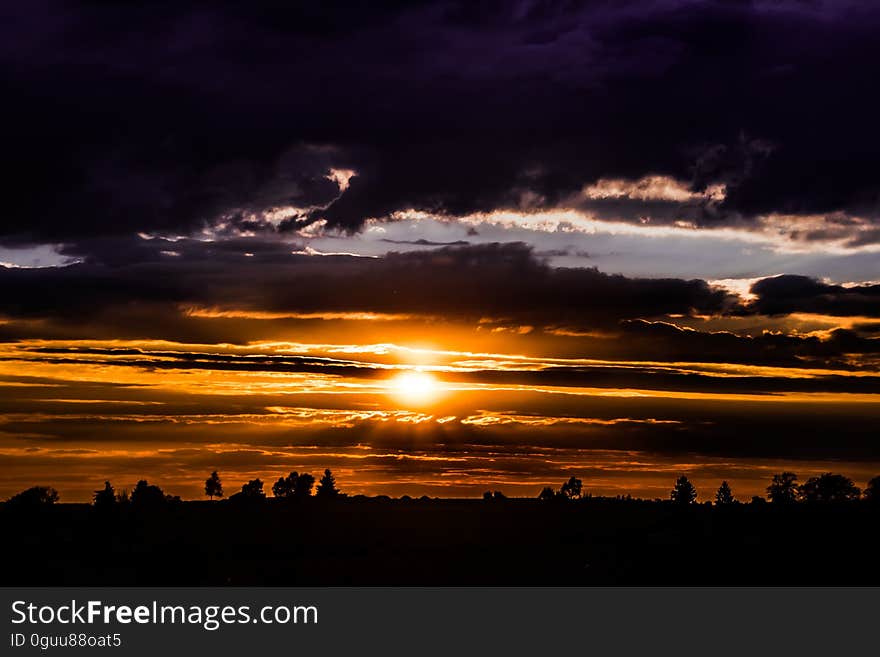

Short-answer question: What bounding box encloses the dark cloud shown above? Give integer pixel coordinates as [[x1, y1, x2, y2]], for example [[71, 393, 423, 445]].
[[3, 1, 880, 244], [0, 241, 732, 329], [3, 241, 878, 373], [748, 275, 880, 317], [615, 320, 880, 367], [380, 239, 471, 247]]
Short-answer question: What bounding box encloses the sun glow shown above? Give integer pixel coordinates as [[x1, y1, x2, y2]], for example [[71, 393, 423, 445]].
[[390, 371, 441, 405]]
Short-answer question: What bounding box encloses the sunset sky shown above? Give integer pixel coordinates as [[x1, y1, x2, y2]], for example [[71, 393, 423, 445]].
[[2, 1, 879, 501]]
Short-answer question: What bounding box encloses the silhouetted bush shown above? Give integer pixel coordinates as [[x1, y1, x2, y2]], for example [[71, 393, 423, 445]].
[[670, 476, 697, 505], [227, 479, 265, 505], [273, 472, 298, 498], [800, 473, 860, 503], [272, 471, 314, 499], [560, 476, 583, 500], [866, 476, 880, 503], [130, 480, 168, 509], [294, 473, 315, 498], [767, 472, 798, 504], [241, 479, 265, 498], [538, 486, 557, 501], [6, 486, 59, 510]]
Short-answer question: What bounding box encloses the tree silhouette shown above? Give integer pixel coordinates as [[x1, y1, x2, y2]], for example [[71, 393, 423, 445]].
[[130, 480, 167, 509], [482, 491, 493, 501], [273, 471, 298, 498], [866, 476, 880, 502], [799, 473, 860, 503], [715, 481, 735, 505], [273, 471, 315, 499], [560, 476, 583, 500], [93, 481, 116, 510], [294, 473, 315, 498], [7, 486, 59, 509], [240, 479, 265, 498], [205, 471, 223, 500], [767, 472, 799, 504], [670, 475, 697, 505], [316, 469, 339, 498], [272, 477, 288, 498], [538, 486, 556, 501]]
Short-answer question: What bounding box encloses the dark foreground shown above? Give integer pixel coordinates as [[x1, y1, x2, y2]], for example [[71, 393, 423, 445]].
[[2, 498, 878, 585]]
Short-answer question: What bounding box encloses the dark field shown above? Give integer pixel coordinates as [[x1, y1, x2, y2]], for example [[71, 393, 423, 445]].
[[2, 498, 878, 586]]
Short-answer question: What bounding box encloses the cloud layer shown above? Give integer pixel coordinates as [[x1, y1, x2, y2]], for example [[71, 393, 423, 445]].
[[3, 1, 880, 245]]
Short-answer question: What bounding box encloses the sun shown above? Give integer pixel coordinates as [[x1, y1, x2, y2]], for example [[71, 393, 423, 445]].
[[390, 371, 441, 405]]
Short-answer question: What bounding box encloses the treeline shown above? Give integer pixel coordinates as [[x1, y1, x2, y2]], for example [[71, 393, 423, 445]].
[[2, 468, 343, 511], [529, 472, 880, 506], [207, 468, 342, 502], [3, 469, 879, 510]]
